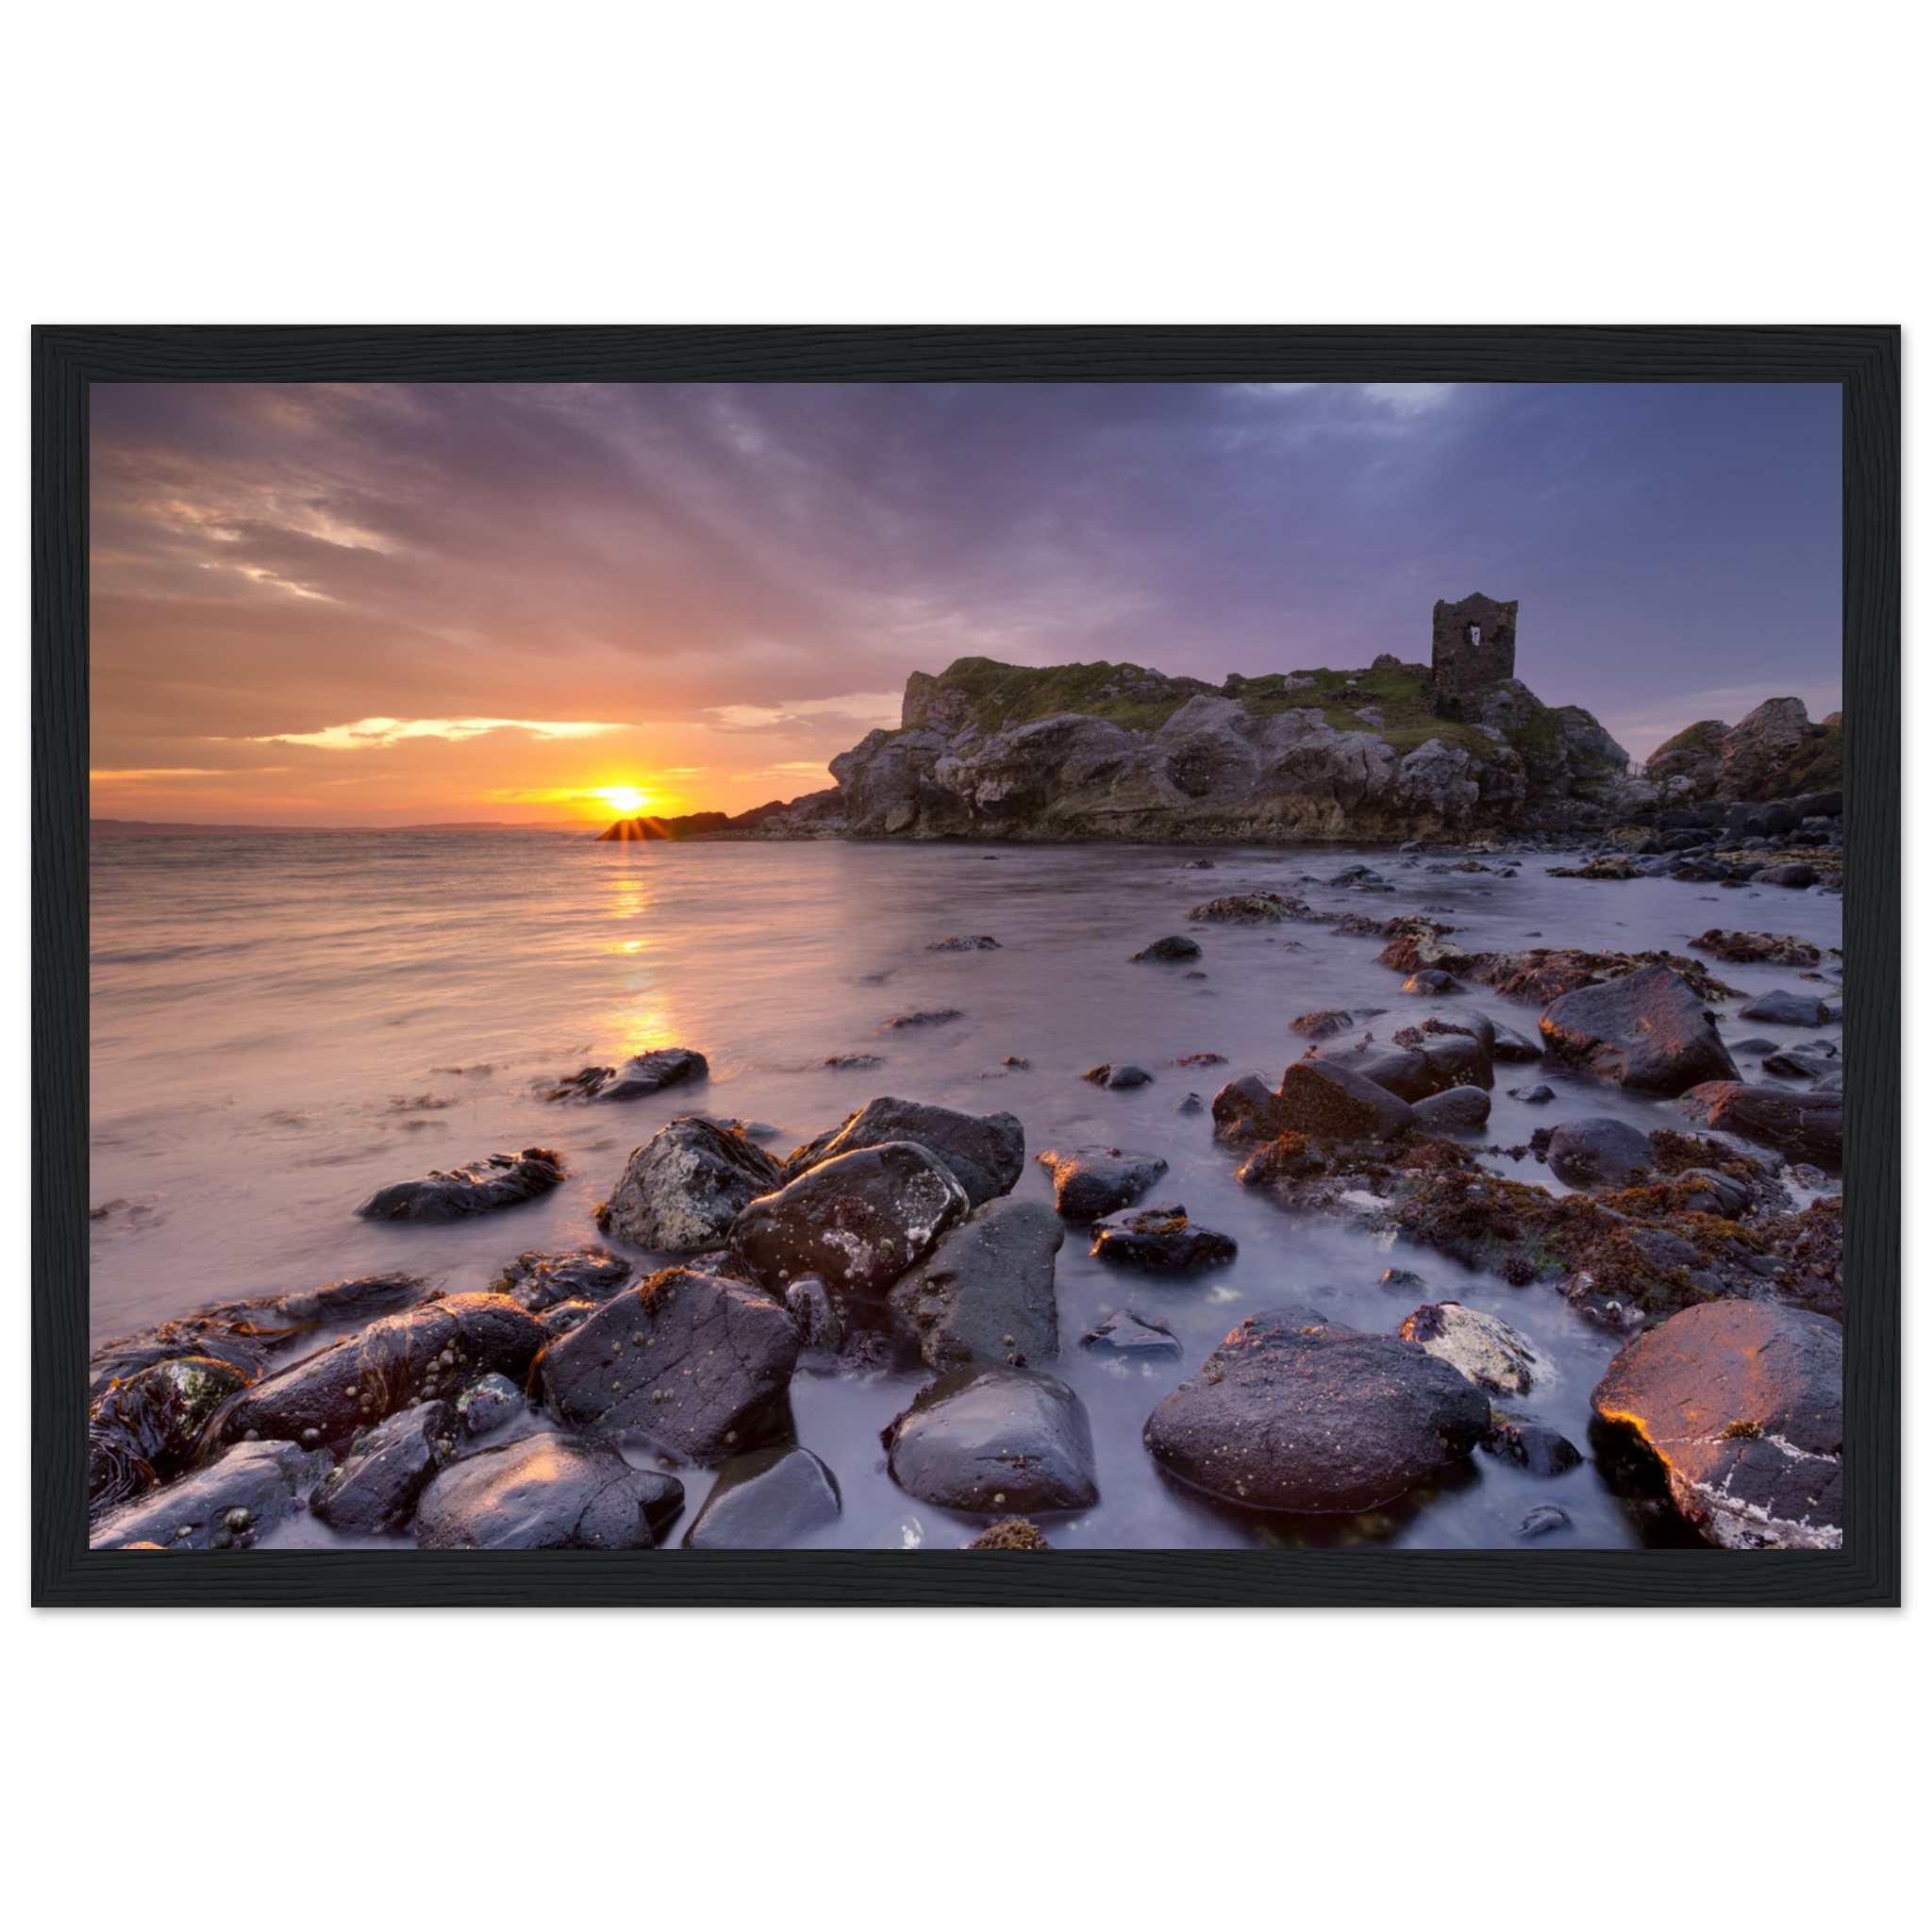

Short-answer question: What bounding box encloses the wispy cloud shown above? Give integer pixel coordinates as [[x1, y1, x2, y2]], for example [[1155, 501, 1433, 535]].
[[242, 716, 625, 751], [707, 691, 902, 732]]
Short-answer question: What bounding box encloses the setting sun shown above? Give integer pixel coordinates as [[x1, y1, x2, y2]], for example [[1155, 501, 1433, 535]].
[[598, 786, 649, 816]]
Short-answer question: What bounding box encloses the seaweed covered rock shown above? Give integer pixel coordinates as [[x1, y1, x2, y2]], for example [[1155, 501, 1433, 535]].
[[1291, 1008, 1355, 1039], [683, 1445, 841, 1549], [1591, 1301, 1842, 1548], [1210, 1075, 1294, 1147], [965, 1517, 1052, 1548], [539, 1267, 801, 1463], [491, 1248, 633, 1312], [1538, 965, 1738, 1095], [598, 1117, 784, 1253], [730, 1141, 970, 1298], [220, 1294, 546, 1448], [310, 1400, 453, 1534], [1131, 936, 1202, 962], [782, 1098, 1024, 1208], [1083, 1062, 1155, 1090], [1276, 1059, 1416, 1141], [1678, 1081, 1843, 1165], [355, 1148, 566, 1222], [89, 1355, 257, 1518], [415, 1433, 685, 1549], [1188, 892, 1312, 924], [1143, 1307, 1490, 1512], [885, 1367, 1099, 1514], [1690, 929, 1823, 968], [1035, 1145, 1170, 1218], [1090, 1204, 1238, 1272], [546, 1047, 708, 1103], [1546, 1116, 1654, 1191], [90, 1440, 330, 1550], [887, 1195, 1064, 1372]]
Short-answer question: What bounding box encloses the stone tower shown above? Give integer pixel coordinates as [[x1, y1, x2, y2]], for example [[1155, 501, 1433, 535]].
[[1428, 592, 1517, 720]]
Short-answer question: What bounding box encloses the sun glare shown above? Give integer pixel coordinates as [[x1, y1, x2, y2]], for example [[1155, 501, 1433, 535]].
[[599, 786, 649, 816]]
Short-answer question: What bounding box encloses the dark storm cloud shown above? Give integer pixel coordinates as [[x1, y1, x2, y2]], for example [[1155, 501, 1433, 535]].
[[92, 378, 1840, 805]]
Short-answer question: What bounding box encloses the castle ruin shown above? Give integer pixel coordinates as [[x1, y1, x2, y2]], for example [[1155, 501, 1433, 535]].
[[1428, 591, 1517, 720]]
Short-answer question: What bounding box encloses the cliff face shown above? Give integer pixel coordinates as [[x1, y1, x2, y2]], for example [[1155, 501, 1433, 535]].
[[1642, 697, 1842, 806], [753, 655, 1634, 844]]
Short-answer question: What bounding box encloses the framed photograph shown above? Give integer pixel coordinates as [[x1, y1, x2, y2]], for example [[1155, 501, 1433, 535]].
[[33, 325, 1899, 1607]]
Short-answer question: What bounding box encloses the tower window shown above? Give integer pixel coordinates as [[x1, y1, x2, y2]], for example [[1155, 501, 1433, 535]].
[[1467, 624, 1482, 648]]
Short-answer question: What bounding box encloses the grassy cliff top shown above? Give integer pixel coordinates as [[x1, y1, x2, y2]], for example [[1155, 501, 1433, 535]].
[[908, 655, 1501, 757]]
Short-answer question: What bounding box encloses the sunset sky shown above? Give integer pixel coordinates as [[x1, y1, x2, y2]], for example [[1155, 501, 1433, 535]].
[[90, 380, 1842, 826]]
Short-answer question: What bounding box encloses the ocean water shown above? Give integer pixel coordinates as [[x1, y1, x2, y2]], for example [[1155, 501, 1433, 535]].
[[89, 831, 1845, 1551]]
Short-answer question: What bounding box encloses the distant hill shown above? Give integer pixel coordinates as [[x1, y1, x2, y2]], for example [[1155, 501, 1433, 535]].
[[91, 818, 582, 838]]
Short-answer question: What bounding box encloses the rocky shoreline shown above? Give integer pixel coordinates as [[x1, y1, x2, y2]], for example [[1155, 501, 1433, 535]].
[[90, 815, 1845, 1556]]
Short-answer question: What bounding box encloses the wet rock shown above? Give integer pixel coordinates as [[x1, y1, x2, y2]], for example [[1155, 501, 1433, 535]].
[[1509, 1083, 1556, 1104], [355, 1147, 566, 1222], [1291, 1009, 1355, 1039], [784, 1274, 843, 1353], [90, 1440, 330, 1550], [1690, 928, 1822, 967], [1751, 862, 1817, 889], [415, 1433, 685, 1549], [1397, 1301, 1542, 1396], [1335, 1043, 1435, 1104], [781, 1096, 1024, 1207], [1591, 1300, 1842, 1548], [926, 935, 1000, 951], [1083, 1062, 1154, 1090], [1276, 1059, 1416, 1141], [537, 1302, 598, 1338], [456, 1373, 525, 1437], [1091, 1203, 1238, 1272], [597, 1117, 784, 1254], [310, 1400, 452, 1534], [1144, 1307, 1491, 1512], [1420, 1028, 1493, 1091], [885, 1367, 1099, 1513], [1677, 1081, 1842, 1164], [731, 1141, 971, 1298], [1669, 1166, 1753, 1218], [683, 1445, 841, 1548], [1401, 968, 1464, 995], [1236, 1132, 1327, 1186], [89, 1355, 256, 1517], [1035, 1144, 1170, 1218], [1739, 989, 1829, 1027], [547, 1048, 708, 1103], [1188, 892, 1311, 924], [1517, 1505, 1572, 1538], [881, 1008, 965, 1030], [1481, 1419, 1584, 1476], [1546, 1116, 1654, 1190], [1411, 1087, 1491, 1134], [1130, 936, 1202, 962], [540, 1267, 802, 1463], [1539, 964, 1739, 1095], [1174, 1091, 1205, 1116], [1762, 1044, 1839, 1081], [220, 1294, 546, 1447], [825, 1053, 885, 1071], [1211, 1074, 1293, 1146], [887, 1195, 1063, 1372], [1489, 1021, 1544, 1062], [965, 1517, 1052, 1548], [1728, 1036, 1780, 1056], [492, 1248, 632, 1312], [1081, 1308, 1184, 1359]]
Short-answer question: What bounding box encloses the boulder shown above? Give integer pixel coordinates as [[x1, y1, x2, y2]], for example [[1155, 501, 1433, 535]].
[[783, 1274, 842, 1353], [1739, 990, 1829, 1027], [220, 1294, 546, 1447], [1396, 1302, 1541, 1396], [1081, 1309, 1184, 1359], [310, 1401, 452, 1534], [887, 1195, 1064, 1371], [1752, 863, 1818, 889], [1411, 1087, 1491, 1134], [1677, 1082, 1842, 1165], [683, 1446, 841, 1548], [1509, 1083, 1555, 1104], [1538, 964, 1739, 1095], [455, 1373, 525, 1437], [1591, 1301, 1842, 1548], [90, 1440, 330, 1550], [1131, 936, 1202, 962], [1090, 1204, 1238, 1272], [1761, 1044, 1840, 1082], [885, 1367, 1099, 1514], [1035, 1145, 1169, 1218], [1210, 1074, 1293, 1146], [592, 1047, 708, 1103], [1188, 893, 1310, 924], [1545, 1116, 1654, 1190], [1275, 1059, 1416, 1141], [539, 1267, 801, 1463], [355, 1148, 566, 1222], [1291, 1009, 1354, 1039], [730, 1141, 971, 1298], [1691, 928, 1822, 967], [1481, 1419, 1584, 1477], [415, 1433, 685, 1549], [1332, 1044, 1434, 1104], [1420, 1029, 1493, 1091], [89, 1355, 255, 1517], [1083, 1062, 1155, 1090], [781, 1097, 1024, 1207], [1720, 697, 1817, 799], [1236, 1132, 1328, 1186], [1143, 1307, 1491, 1512], [598, 1118, 784, 1253]]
